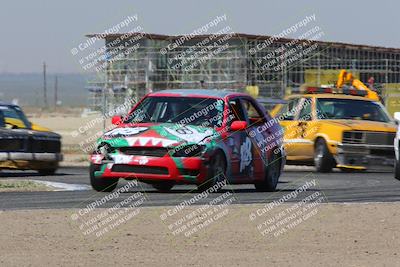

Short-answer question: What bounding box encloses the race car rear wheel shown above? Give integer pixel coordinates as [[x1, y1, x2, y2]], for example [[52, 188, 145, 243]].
[[395, 159, 400, 180], [197, 151, 226, 192], [152, 182, 175, 192], [255, 151, 280, 192], [314, 138, 335, 173], [90, 164, 118, 192]]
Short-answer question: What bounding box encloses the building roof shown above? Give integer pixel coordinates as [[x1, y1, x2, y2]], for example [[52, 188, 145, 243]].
[[149, 89, 246, 98], [85, 32, 400, 53]]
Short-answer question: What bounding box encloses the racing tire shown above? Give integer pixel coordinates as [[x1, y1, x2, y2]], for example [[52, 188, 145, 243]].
[[255, 151, 280, 192], [152, 182, 175, 192], [37, 168, 57, 176], [395, 160, 400, 181], [197, 151, 226, 192], [90, 164, 118, 192], [314, 138, 335, 173]]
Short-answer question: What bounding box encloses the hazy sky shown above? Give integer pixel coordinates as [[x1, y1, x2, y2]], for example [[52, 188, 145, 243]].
[[0, 0, 398, 73]]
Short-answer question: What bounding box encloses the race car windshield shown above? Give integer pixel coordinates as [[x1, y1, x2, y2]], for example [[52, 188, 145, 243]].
[[125, 97, 225, 127], [316, 98, 390, 122]]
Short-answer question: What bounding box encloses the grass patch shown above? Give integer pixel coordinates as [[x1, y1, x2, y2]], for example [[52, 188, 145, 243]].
[[0, 180, 53, 192]]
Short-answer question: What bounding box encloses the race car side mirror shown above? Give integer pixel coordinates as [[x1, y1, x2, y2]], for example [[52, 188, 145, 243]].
[[230, 121, 247, 131], [394, 112, 400, 123], [111, 115, 122, 125]]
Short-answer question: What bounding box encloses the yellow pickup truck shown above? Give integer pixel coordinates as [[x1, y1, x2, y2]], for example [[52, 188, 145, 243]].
[[271, 88, 396, 172]]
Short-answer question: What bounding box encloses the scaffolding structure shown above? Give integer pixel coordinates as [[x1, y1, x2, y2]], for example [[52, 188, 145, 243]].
[[85, 32, 400, 113]]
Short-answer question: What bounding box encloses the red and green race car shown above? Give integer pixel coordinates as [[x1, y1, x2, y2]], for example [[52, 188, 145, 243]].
[[90, 89, 286, 192]]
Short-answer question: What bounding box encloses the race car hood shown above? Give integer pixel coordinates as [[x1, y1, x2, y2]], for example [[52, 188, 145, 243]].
[[98, 123, 219, 148], [322, 120, 396, 133]]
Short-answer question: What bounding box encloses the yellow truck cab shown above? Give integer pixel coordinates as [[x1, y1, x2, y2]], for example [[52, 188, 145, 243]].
[[271, 87, 396, 172]]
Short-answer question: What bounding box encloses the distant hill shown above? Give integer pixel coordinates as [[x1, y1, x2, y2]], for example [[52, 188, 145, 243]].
[[0, 73, 91, 107]]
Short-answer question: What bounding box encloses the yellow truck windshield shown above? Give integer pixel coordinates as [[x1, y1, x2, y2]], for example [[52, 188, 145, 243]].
[[316, 98, 390, 122]]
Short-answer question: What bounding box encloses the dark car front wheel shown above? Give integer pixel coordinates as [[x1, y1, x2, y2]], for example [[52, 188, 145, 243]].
[[395, 159, 400, 180], [152, 181, 175, 192], [37, 168, 57, 176], [90, 164, 118, 192]]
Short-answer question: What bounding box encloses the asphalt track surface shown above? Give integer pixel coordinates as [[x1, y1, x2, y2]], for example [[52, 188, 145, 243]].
[[0, 166, 399, 210]]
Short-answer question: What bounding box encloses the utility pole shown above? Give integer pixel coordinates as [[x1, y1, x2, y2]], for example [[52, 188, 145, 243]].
[[103, 61, 109, 130], [43, 62, 48, 108], [317, 53, 321, 86], [54, 75, 58, 111]]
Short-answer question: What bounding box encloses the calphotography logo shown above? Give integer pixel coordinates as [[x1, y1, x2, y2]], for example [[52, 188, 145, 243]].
[[164, 125, 214, 144], [104, 127, 148, 137], [159, 179, 238, 238], [70, 181, 147, 239], [249, 177, 328, 238]]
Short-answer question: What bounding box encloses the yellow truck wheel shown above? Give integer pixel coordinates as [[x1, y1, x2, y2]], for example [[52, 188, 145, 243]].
[[314, 139, 335, 173]]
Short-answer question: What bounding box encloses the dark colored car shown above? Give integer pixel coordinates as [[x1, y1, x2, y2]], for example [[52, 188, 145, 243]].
[[0, 102, 62, 175]]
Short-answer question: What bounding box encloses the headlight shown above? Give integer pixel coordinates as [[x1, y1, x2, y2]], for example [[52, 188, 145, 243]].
[[171, 144, 206, 157]]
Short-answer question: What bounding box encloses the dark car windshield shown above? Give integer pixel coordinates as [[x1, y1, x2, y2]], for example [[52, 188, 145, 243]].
[[316, 98, 390, 122], [0, 105, 32, 128], [125, 96, 225, 128], [0, 110, 4, 128]]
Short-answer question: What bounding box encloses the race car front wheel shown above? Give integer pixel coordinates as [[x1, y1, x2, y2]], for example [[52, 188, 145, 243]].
[[197, 151, 226, 192], [90, 164, 118, 192], [152, 182, 175, 192], [255, 151, 280, 192], [314, 138, 335, 173]]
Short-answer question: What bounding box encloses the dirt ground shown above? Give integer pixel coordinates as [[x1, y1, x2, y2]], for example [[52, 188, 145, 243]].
[[30, 114, 105, 166], [30, 114, 108, 153], [0, 203, 399, 267]]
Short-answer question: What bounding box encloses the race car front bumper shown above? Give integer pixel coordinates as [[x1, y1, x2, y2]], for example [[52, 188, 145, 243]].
[[335, 143, 394, 171], [91, 155, 209, 184]]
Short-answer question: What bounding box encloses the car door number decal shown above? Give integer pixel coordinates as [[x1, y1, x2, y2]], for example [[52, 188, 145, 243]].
[[240, 137, 252, 172], [175, 127, 194, 135]]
